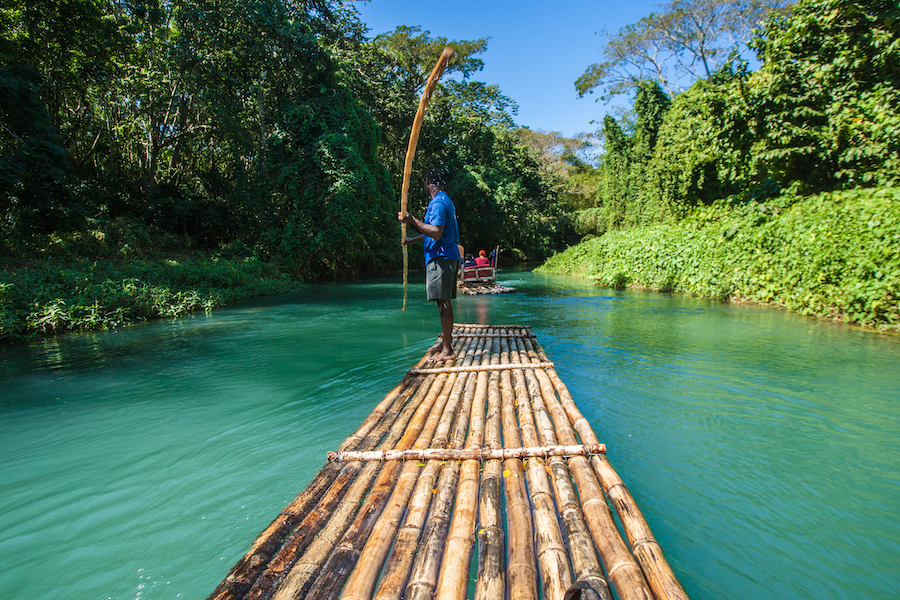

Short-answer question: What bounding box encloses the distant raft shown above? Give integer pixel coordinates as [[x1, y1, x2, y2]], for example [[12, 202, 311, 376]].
[[457, 280, 516, 295], [208, 324, 689, 600]]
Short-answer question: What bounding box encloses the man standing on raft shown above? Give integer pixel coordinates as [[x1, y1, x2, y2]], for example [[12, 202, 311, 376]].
[[398, 168, 461, 362]]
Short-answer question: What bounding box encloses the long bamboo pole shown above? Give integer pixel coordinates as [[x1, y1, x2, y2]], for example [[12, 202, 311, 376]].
[[400, 47, 454, 310], [328, 443, 605, 462], [408, 361, 554, 375], [205, 375, 421, 600], [512, 336, 654, 600], [526, 337, 690, 600], [453, 323, 532, 330], [505, 336, 574, 600], [499, 336, 539, 600]]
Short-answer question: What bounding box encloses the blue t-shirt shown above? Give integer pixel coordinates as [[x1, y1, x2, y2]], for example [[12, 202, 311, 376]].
[[423, 191, 461, 265]]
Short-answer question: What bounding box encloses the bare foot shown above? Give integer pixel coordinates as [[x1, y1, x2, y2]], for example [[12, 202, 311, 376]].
[[428, 349, 456, 363]]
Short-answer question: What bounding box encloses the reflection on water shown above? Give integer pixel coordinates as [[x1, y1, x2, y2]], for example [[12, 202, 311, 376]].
[[1, 270, 898, 600]]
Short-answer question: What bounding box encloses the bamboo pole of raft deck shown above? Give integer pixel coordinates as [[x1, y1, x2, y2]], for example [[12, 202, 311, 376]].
[[244, 368, 434, 600], [499, 338, 539, 600], [206, 372, 424, 600], [349, 386, 461, 599], [328, 443, 605, 462], [453, 323, 533, 331], [404, 337, 486, 600], [400, 46, 454, 311], [242, 375, 432, 600], [526, 338, 690, 600], [267, 357, 457, 600], [445, 330, 536, 338], [369, 335, 482, 600], [503, 336, 574, 600], [338, 334, 480, 600], [433, 328, 491, 600], [512, 337, 655, 600], [508, 340, 614, 600], [474, 333, 504, 600], [307, 360, 465, 600], [408, 361, 555, 375]]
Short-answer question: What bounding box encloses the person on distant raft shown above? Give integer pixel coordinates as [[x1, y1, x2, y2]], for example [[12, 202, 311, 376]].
[[398, 168, 461, 362], [474, 250, 491, 267]]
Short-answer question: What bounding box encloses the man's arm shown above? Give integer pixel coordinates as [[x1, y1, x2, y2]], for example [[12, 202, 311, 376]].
[[398, 212, 445, 241], [403, 234, 425, 245]]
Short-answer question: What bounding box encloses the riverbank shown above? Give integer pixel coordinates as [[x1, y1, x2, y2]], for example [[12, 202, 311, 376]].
[[0, 257, 302, 341], [536, 187, 900, 332]]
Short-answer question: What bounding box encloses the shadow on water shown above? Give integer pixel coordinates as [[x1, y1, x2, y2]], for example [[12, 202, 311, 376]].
[[1, 270, 898, 600]]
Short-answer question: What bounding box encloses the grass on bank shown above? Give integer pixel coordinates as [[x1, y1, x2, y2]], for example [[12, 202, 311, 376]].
[[0, 256, 302, 341], [537, 187, 900, 332]]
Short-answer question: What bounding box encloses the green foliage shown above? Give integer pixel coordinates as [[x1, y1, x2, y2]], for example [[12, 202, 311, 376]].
[[599, 115, 632, 230], [749, 0, 900, 190], [0, 257, 301, 340], [585, 0, 900, 232], [593, 81, 674, 230], [0, 63, 76, 245], [1, 0, 400, 278], [266, 85, 395, 279], [538, 186, 900, 330], [643, 65, 758, 217], [570, 208, 607, 238], [451, 124, 573, 260]]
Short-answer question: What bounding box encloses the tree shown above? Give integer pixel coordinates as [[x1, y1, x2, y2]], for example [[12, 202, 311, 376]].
[[588, 81, 674, 230], [598, 115, 632, 229], [748, 0, 900, 190], [642, 65, 756, 217], [342, 26, 489, 183], [441, 123, 568, 260], [0, 0, 120, 245], [516, 128, 600, 210], [575, 0, 791, 100]]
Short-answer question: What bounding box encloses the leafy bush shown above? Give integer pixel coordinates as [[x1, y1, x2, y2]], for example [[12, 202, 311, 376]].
[[537, 187, 900, 330], [0, 258, 301, 340], [571, 208, 607, 239]]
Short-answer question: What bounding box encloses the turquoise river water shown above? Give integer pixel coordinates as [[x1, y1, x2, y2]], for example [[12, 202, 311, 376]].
[[1, 269, 898, 600]]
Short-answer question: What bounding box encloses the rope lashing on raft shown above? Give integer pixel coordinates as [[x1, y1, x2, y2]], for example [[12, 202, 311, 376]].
[[407, 361, 555, 375], [327, 443, 606, 463]]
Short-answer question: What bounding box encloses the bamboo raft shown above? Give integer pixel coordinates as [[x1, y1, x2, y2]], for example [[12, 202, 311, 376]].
[[457, 280, 516, 295], [208, 325, 688, 600]]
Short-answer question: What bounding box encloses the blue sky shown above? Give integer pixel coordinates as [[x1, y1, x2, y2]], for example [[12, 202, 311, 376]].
[[352, 0, 667, 139]]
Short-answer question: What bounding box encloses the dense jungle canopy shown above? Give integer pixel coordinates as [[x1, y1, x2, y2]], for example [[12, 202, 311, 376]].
[[1, 0, 898, 337], [0, 0, 569, 277]]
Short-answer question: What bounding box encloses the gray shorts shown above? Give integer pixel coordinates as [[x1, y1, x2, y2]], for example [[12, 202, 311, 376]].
[[425, 258, 460, 301]]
